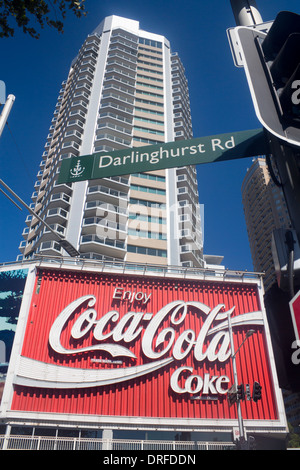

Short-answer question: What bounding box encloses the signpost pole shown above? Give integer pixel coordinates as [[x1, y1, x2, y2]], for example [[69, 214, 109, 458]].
[[227, 312, 246, 445], [0, 94, 15, 138], [230, 0, 262, 26]]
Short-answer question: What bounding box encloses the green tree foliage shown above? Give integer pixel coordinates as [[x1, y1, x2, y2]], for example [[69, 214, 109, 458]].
[[0, 0, 86, 39], [287, 423, 300, 448], [0, 269, 27, 325]]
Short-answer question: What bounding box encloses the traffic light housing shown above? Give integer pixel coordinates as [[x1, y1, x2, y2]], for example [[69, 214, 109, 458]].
[[262, 12, 300, 130], [252, 381, 262, 402], [246, 383, 251, 400], [248, 436, 256, 450], [227, 384, 237, 406], [237, 384, 245, 401], [235, 11, 300, 146]]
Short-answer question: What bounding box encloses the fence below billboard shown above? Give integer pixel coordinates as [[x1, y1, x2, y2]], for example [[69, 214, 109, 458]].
[[3, 264, 283, 430]]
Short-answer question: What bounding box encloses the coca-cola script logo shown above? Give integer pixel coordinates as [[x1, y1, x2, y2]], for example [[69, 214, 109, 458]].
[[14, 287, 264, 394]]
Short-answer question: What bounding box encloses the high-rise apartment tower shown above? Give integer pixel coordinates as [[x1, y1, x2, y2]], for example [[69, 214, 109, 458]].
[[241, 157, 291, 291], [19, 16, 204, 267]]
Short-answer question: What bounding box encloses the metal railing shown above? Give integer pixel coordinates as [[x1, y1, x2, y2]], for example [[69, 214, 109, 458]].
[[0, 254, 264, 283], [0, 435, 236, 451]]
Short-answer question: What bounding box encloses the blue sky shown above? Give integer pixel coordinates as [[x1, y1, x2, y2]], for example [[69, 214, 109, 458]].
[[1, 0, 300, 270]]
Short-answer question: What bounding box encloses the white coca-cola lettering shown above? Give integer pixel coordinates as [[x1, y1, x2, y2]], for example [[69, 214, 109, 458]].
[[141, 301, 186, 360], [170, 367, 230, 395], [193, 304, 234, 362], [113, 286, 151, 304], [17, 292, 264, 394], [172, 329, 195, 361], [142, 301, 232, 362], [49, 296, 233, 365], [49, 295, 137, 358]]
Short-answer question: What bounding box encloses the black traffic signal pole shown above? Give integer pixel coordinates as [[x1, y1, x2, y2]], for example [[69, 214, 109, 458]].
[[258, 11, 300, 258], [267, 134, 300, 245]]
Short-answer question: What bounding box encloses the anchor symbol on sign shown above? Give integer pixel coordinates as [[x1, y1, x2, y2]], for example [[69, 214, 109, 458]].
[[70, 160, 85, 177]]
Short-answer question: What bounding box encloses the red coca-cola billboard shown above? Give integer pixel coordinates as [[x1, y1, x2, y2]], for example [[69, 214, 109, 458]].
[[3, 265, 285, 429]]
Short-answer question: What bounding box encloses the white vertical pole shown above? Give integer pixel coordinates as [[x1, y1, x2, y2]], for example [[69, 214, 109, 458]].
[[230, 0, 263, 26], [0, 94, 15, 137], [228, 312, 245, 441]]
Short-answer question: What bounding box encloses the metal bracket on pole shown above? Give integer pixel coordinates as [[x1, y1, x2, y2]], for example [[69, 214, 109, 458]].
[[228, 1, 272, 68]]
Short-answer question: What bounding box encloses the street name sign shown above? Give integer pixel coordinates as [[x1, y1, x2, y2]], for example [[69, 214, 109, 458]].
[[57, 128, 267, 184]]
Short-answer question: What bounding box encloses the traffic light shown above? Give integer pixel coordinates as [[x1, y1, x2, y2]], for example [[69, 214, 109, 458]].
[[234, 10, 300, 274], [252, 381, 262, 402], [261, 11, 300, 130], [227, 384, 237, 406], [237, 384, 245, 401], [246, 383, 251, 400], [235, 11, 300, 146], [248, 436, 256, 450]]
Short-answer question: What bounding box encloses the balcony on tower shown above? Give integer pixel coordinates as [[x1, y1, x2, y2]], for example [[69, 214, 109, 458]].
[[80, 233, 126, 259]]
